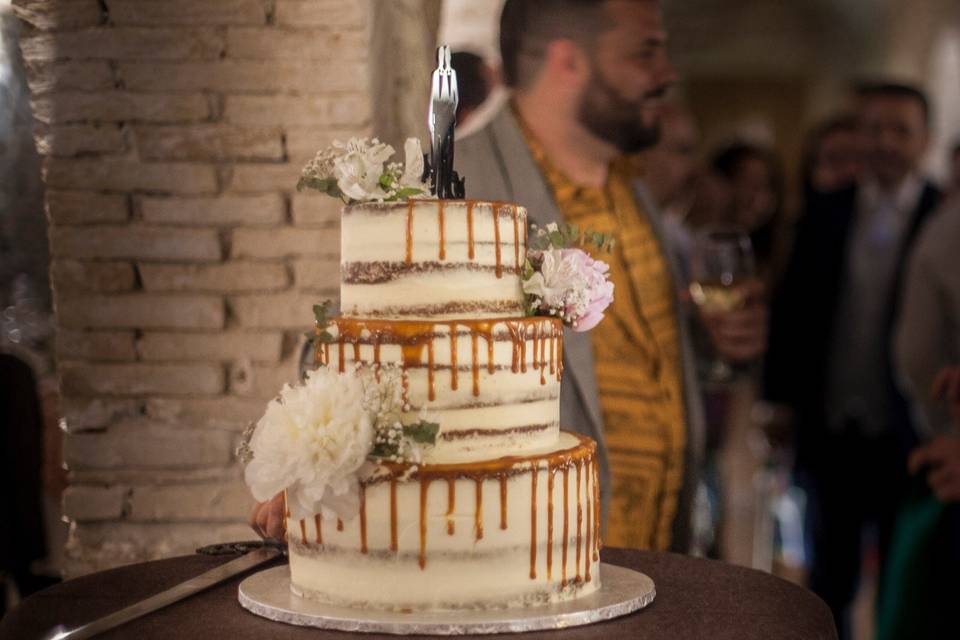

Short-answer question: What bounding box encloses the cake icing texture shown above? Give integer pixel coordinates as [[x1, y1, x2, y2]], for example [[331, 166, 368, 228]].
[[282, 199, 603, 610]]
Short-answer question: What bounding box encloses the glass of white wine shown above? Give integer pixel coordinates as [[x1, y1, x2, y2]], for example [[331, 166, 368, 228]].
[[688, 226, 756, 382]]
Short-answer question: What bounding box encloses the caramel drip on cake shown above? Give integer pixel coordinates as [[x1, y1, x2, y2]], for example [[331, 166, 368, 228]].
[[484, 324, 495, 375], [549, 330, 556, 376], [352, 341, 361, 365], [446, 478, 456, 535], [557, 330, 564, 381], [562, 466, 570, 586], [530, 462, 538, 580], [474, 478, 484, 541], [405, 200, 414, 264], [531, 322, 540, 376], [437, 201, 446, 260], [389, 478, 398, 552], [471, 330, 480, 396], [419, 478, 431, 569], [493, 204, 503, 278], [373, 340, 381, 382], [507, 321, 522, 373], [593, 458, 601, 561], [360, 485, 368, 554], [337, 518, 344, 532], [315, 514, 323, 545], [584, 459, 592, 582], [540, 325, 548, 385], [449, 323, 458, 390], [337, 334, 345, 373], [299, 519, 307, 545], [499, 475, 508, 530], [576, 460, 583, 582], [466, 201, 475, 259], [512, 205, 520, 274], [547, 463, 555, 580]]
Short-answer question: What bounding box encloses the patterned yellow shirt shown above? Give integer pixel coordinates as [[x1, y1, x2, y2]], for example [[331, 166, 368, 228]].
[[521, 127, 687, 550]]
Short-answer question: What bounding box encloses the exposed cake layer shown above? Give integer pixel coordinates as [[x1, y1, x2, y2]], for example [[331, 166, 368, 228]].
[[340, 200, 527, 319], [318, 316, 563, 463], [287, 431, 602, 611]]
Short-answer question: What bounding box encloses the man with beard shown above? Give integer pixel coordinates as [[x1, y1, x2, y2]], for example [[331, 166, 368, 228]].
[[457, 0, 766, 551]]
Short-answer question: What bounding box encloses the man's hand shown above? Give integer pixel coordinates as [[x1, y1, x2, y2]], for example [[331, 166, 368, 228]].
[[698, 279, 768, 364], [909, 435, 960, 503], [249, 493, 286, 540]]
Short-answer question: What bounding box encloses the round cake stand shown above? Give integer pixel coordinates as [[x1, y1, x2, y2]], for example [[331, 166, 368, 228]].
[[238, 564, 655, 635]]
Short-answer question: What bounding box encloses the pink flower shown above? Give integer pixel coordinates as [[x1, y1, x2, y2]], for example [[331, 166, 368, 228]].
[[523, 248, 614, 332]]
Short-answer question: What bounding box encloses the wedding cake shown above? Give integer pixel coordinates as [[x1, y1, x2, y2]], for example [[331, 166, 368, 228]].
[[241, 108, 616, 613]]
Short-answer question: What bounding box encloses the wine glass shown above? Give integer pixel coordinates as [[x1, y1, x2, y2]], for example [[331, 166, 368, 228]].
[[688, 226, 756, 382]]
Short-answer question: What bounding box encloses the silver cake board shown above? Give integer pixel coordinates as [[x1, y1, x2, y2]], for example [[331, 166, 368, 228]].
[[238, 564, 655, 635]]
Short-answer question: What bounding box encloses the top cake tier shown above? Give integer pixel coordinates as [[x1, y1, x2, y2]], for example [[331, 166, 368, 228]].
[[340, 200, 527, 320]]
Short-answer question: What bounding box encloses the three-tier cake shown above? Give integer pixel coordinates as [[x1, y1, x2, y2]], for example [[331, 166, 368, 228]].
[[285, 199, 602, 610]]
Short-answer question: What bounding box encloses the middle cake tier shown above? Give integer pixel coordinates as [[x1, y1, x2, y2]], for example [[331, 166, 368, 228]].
[[318, 316, 563, 463]]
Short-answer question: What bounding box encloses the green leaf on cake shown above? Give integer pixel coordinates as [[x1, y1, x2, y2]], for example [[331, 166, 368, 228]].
[[403, 420, 440, 444], [394, 187, 425, 199], [297, 176, 342, 198]]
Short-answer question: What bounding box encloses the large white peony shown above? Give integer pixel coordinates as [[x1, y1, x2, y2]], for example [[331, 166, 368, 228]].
[[244, 367, 376, 521]]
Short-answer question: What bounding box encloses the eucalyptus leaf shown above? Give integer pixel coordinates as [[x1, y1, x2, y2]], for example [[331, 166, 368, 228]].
[[403, 420, 440, 444]]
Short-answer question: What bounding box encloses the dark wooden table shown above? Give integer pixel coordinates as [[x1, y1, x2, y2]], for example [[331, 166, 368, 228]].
[[0, 548, 837, 640]]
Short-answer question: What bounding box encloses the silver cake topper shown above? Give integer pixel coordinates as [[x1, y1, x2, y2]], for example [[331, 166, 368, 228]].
[[425, 45, 466, 199]]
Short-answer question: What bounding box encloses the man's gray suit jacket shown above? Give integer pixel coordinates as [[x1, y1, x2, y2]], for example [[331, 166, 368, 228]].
[[456, 105, 706, 552]]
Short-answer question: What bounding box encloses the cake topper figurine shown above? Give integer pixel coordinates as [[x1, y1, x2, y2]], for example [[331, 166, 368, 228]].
[[425, 45, 466, 199]]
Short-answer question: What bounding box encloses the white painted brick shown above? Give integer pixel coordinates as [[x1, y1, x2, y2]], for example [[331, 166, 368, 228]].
[[57, 294, 225, 330], [137, 331, 284, 362], [139, 194, 284, 226], [20, 28, 224, 62], [284, 126, 371, 161], [230, 292, 320, 329], [46, 191, 129, 225], [105, 0, 267, 26], [70, 465, 243, 486], [275, 0, 367, 28], [60, 362, 225, 396], [57, 330, 137, 361], [64, 420, 235, 470], [231, 227, 337, 259], [128, 482, 252, 522], [23, 60, 114, 93], [32, 91, 209, 125], [60, 396, 140, 431], [51, 260, 136, 292], [226, 27, 367, 60], [292, 257, 339, 291], [51, 226, 221, 261], [36, 124, 126, 157], [62, 485, 128, 521], [117, 59, 367, 93], [224, 94, 371, 126], [50, 260, 135, 292], [229, 360, 299, 398], [138, 261, 288, 293], [146, 396, 265, 429], [44, 158, 218, 194], [226, 163, 298, 193], [13, 0, 104, 31], [135, 125, 282, 162], [291, 193, 340, 227], [65, 522, 252, 576]]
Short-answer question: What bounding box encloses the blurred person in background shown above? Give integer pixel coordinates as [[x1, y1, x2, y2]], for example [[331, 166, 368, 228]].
[[947, 140, 960, 199], [709, 142, 788, 286], [800, 114, 863, 197], [638, 100, 701, 275], [765, 82, 942, 639], [450, 50, 496, 130]]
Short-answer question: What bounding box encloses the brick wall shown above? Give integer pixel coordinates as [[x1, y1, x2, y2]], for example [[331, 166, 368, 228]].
[[14, 0, 370, 575]]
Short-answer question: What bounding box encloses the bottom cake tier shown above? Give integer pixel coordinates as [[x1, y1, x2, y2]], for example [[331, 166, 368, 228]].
[[286, 431, 601, 611]]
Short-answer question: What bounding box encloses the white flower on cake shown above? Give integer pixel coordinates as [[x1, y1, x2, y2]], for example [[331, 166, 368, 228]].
[[241, 358, 440, 521], [298, 136, 430, 204], [522, 223, 615, 331]]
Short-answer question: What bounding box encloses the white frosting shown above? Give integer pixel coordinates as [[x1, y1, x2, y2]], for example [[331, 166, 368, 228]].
[[340, 201, 527, 319], [287, 432, 601, 610]]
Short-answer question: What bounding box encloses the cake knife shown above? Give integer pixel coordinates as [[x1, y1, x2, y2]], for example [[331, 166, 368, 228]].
[[40, 542, 283, 640]]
